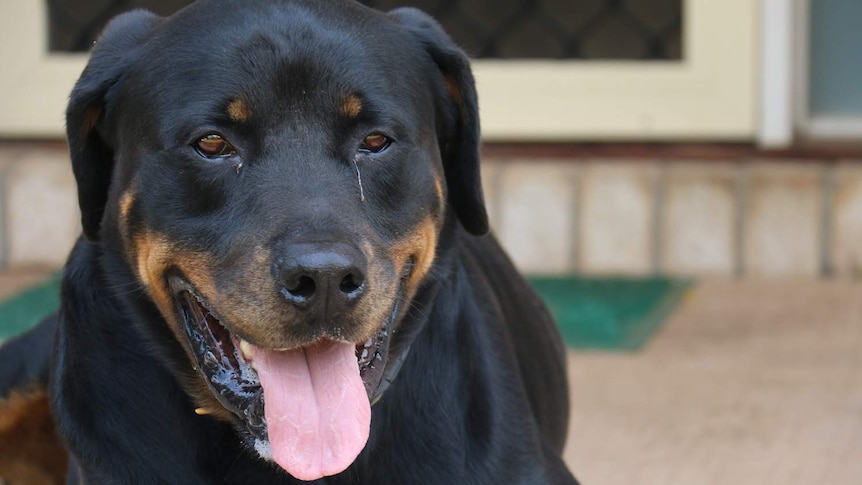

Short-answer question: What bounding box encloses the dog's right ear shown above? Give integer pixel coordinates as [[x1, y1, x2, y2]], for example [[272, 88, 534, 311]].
[[66, 10, 160, 241], [388, 8, 489, 236]]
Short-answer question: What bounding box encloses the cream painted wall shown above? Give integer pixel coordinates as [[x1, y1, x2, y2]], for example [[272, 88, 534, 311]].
[[0, 0, 758, 141]]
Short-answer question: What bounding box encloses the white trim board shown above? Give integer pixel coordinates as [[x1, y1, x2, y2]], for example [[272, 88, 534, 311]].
[[758, 0, 796, 148]]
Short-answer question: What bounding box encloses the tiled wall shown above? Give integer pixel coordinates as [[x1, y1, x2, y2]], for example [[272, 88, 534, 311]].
[[0, 146, 78, 267], [483, 158, 862, 279], [2, 144, 861, 278]]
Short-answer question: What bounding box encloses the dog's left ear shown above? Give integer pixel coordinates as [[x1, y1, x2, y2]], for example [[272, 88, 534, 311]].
[[389, 8, 489, 236], [66, 10, 161, 241]]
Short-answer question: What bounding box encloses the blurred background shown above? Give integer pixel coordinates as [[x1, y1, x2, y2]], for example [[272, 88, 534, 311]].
[[0, 0, 860, 484]]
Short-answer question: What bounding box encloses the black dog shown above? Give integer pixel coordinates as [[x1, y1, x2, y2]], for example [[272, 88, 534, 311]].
[[0, 0, 577, 483]]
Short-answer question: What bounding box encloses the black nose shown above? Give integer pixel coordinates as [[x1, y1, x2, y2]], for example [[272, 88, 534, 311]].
[[274, 243, 367, 316]]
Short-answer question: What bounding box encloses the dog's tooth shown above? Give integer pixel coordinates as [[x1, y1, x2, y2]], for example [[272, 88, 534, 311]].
[[239, 339, 254, 360], [194, 408, 213, 416]]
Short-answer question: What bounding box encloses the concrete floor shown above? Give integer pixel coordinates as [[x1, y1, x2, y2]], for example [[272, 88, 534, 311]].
[[0, 269, 54, 302], [2, 273, 860, 483], [563, 280, 862, 485]]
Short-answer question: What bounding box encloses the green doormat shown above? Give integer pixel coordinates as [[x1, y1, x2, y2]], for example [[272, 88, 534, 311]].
[[528, 277, 691, 350], [0, 275, 689, 351], [0, 275, 61, 341]]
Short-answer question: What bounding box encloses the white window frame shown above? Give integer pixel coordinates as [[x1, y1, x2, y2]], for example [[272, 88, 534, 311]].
[[758, 0, 795, 147], [0, 0, 758, 142]]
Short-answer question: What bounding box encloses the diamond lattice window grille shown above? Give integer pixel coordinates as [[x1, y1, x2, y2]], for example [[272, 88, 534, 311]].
[[48, 0, 681, 60]]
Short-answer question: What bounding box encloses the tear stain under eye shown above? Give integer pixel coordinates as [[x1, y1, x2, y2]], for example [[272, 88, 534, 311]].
[[353, 159, 365, 202]]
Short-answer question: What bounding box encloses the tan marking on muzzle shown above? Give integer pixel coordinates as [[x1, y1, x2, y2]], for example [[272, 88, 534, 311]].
[[388, 215, 440, 299], [134, 232, 174, 318], [132, 231, 232, 421], [133, 232, 217, 333], [347, 239, 396, 342]]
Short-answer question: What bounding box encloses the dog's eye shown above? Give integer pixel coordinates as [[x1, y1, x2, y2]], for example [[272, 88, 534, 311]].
[[359, 134, 390, 153], [194, 134, 236, 159]]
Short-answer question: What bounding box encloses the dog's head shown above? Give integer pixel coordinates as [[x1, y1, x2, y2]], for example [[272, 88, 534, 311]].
[[66, 0, 486, 480]]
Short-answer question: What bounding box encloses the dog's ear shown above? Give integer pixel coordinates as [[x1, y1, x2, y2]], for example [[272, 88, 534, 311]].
[[389, 8, 489, 236], [66, 10, 160, 241]]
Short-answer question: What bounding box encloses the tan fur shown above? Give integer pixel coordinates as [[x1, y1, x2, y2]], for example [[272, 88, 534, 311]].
[[126, 221, 435, 420], [227, 98, 251, 122], [118, 190, 135, 244], [130, 232, 235, 422], [350, 239, 399, 343], [134, 232, 176, 319], [340, 94, 363, 118], [119, 191, 134, 221], [388, 215, 440, 301], [433, 174, 445, 216], [0, 390, 67, 485]]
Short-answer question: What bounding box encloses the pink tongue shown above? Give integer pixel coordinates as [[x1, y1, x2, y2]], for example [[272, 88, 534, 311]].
[[251, 340, 371, 481]]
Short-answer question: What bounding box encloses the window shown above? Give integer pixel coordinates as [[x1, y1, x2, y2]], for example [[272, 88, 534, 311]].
[[49, 0, 683, 60], [798, 0, 862, 139]]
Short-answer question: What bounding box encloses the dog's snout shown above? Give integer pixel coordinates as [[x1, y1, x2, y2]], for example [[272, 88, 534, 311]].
[[275, 243, 367, 316]]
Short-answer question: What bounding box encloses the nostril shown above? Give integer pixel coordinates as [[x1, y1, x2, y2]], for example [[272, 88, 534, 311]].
[[285, 275, 316, 300], [274, 244, 368, 310], [339, 272, 364, 297]]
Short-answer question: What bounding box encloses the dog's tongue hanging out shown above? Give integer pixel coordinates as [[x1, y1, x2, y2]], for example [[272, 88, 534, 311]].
[[249, 339, 371, 481]]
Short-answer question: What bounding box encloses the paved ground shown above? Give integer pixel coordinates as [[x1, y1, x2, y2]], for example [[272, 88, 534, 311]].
[[0, 268, 54, 302], [563, 280, 862, 484], [2, 273, 860, 483]]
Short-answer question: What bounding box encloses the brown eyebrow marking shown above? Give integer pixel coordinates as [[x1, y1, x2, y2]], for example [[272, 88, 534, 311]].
[[341, 94, 363, 118], [227, 98, 252, 122]]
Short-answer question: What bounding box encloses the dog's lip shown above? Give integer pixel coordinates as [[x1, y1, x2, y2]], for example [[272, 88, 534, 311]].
[[170, 277, 266, 438], [166, 271, 404, 441]]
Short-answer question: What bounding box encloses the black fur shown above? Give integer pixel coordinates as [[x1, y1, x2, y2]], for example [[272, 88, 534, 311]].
[[0, 314, 57, 398], [3, 1, 577, 483]]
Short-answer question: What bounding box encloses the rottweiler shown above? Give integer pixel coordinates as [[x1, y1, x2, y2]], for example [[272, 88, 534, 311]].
[[0, 0, 577, 483]]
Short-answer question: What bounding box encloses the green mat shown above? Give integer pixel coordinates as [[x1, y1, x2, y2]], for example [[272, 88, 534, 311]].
[[0, 275, 61, 340], [0, 275, 689, 350], [528, 277, 690, 350]]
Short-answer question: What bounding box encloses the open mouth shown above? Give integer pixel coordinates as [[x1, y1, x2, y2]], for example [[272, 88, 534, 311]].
[[167, 259, 411, 480], [171, 280, 397, 439]]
